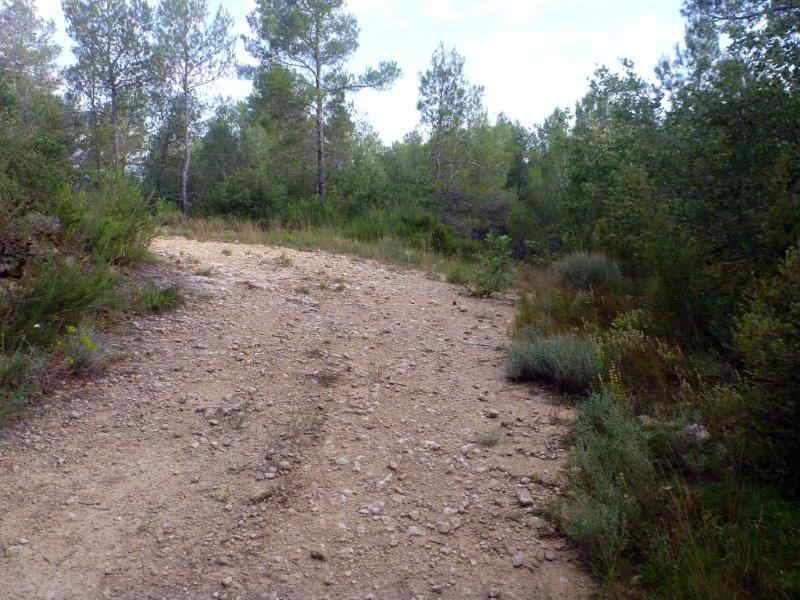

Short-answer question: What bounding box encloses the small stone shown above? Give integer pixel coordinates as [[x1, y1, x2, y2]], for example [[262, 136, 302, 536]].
[[436, 521, 451, 534], [485, 409, 499, 419], [335, 456, 350, 465], [407, 526, 425, 537], [65, 496, 78, 505], [221, 576, 233, 587], [431, 583, 445, 594], [487, 588, 501, 599], [529, 516, 546, 530], [387, 461, 398, 471], [544, 550, 556, 561], [7, 545, 25, 555], [310, 549, 326, 561], [516, 488, 533, 507], [278, 460, 291, 470], [512, 552, 524, 568]]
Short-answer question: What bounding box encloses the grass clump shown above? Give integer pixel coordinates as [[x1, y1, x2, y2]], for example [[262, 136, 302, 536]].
[[136, 284, 184, 313], [472, 430, 503, 447], [273, 252, 293, 267], [194, 266, 217, 277], [506, 327, 603, 393], [553, 252, 622, 292]]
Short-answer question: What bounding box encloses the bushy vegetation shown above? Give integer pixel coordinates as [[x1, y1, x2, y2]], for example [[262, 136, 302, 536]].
[[734, 245, 800, 495], [2, 0, 800, 595], [553, 252, 622, 293], [0, 1, 173, 421], [556, 386, 800, 599], [507, 328, 602, 393]]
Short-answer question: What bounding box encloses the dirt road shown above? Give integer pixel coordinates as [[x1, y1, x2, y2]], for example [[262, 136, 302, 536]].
[[0, 237, 593, 600]]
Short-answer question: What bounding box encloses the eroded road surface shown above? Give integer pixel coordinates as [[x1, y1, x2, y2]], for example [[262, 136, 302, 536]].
[[0, 237, 593, 600]]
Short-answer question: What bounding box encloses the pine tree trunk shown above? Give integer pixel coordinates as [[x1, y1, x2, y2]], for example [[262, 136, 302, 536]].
[[314, 21, 325, 197], [316, 96, 325, 196], [180, 88, 191, 214], [110, 85, 120, 171]]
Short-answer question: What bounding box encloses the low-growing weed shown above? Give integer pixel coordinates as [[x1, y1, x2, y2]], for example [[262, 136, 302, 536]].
[[273, 252, 293, 268], [0, 350, 45, 421], [472, 430, 503, 447], [194, 266, 217, 277], [137, 284, 184, 313], [58, 325, 112, 376]]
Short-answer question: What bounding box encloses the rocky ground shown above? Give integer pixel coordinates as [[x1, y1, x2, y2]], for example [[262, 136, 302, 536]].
[[0, 237, 594, 600]]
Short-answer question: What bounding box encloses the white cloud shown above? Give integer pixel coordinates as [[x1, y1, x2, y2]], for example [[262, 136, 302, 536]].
[[420, 0, 588, 25], [460, 13, 684, 128]]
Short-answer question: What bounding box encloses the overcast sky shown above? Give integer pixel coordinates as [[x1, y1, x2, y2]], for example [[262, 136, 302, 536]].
[[35, 0, 686, 143]]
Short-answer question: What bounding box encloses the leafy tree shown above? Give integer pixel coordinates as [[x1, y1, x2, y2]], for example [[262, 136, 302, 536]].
[[0, 0, 70, 206], [63, 0, 155, 171], [245, 0, 400, 196], [155, 0, 236, 212], [417, 43, 485, 188], [0, 0, 60, 94], [683, 1, 800, 87]]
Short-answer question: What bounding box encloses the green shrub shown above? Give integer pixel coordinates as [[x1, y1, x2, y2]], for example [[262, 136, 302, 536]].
[[429, 223, 458, 255], [0, 350, 45, 421], [598, 310, 686, 414], [55, 177, 155, 266], [642, 481, 800, 599], [0, 259, 120, 349], [445, 262, 472, 285], [281, 195, 334, 229], [506, 328, 602, 393], [557, 390, 658, 576], [344, 215, 386, 242], [469, 233, 516, 297], [553, 252, 622, 292], [514, 275, 628, 336], [734, 245, 800, 493]]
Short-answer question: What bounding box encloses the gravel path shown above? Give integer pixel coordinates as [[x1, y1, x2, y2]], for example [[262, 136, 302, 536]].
[[0, 237, 593, 600]]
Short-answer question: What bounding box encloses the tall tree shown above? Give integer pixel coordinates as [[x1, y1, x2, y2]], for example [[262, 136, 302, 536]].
[[246, 0, 400, 196], [0, 0, 59, 91], [0, 0, 70, 205], [417, 44, 485, 187], [63, 0, 154, 171], [0, 0, 61, 140], [155, 0, 236, 212], [682, 1, 800, 87]]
